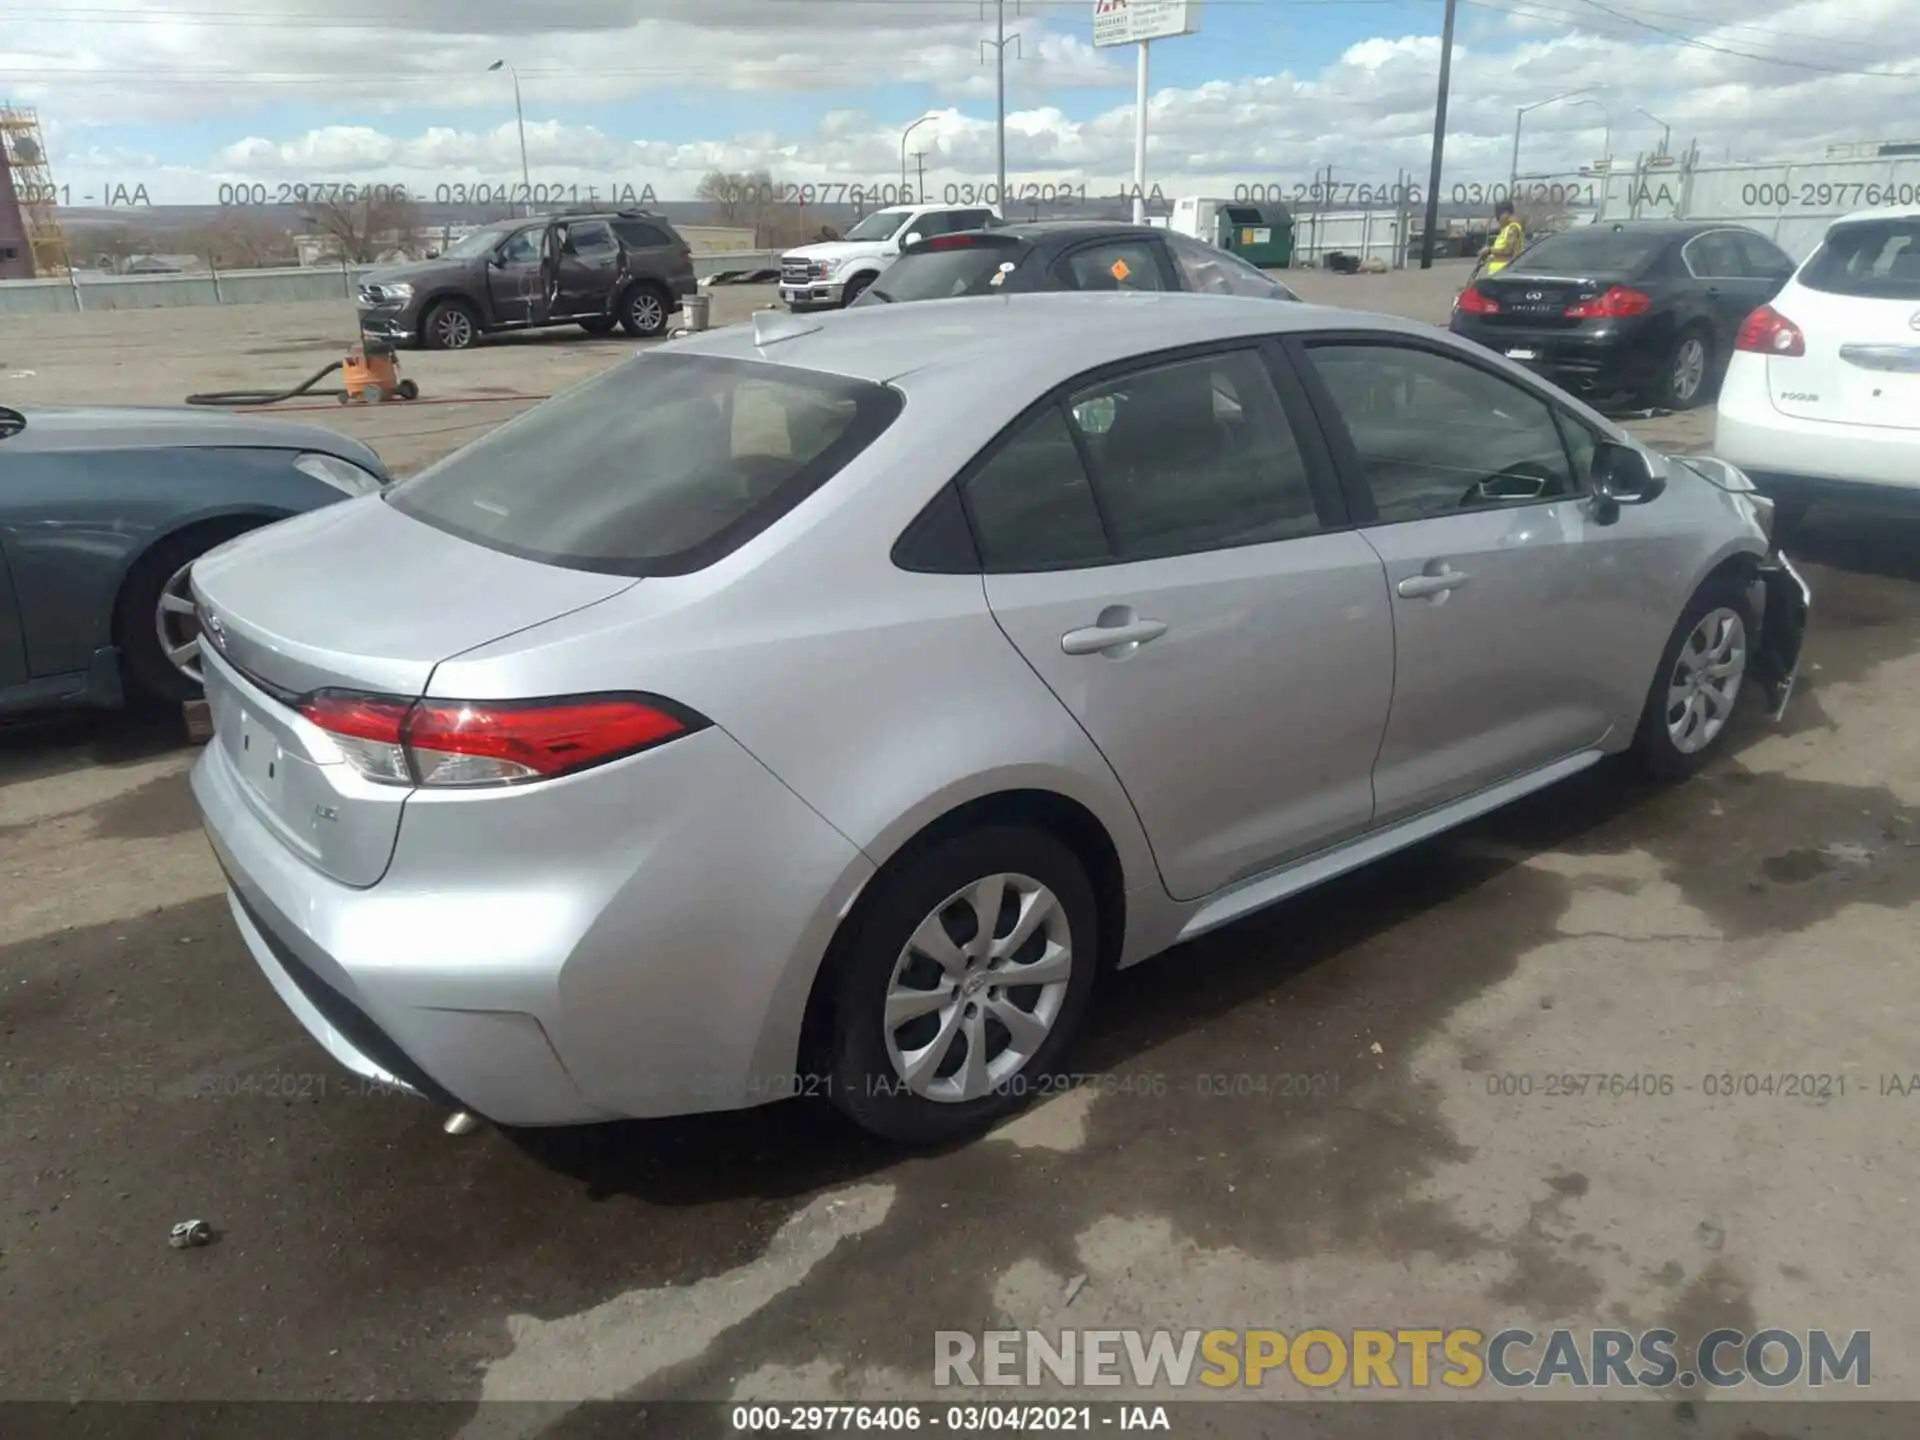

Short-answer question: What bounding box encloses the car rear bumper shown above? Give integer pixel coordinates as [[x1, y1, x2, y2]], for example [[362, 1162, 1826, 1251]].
[[1449, 317, 1655, 394], [1715, 354, 1920, 494], [191, 715, 875, 1126]]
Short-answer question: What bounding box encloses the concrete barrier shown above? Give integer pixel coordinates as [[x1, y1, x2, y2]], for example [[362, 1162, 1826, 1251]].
[[0, 251, 782, 315]]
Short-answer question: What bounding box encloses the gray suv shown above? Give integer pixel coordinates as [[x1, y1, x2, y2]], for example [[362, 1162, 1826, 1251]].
[[356, 208, 698, 350]]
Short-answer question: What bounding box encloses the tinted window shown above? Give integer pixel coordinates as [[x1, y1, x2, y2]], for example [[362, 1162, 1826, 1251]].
[[386, 355, 902, 577], [1729, 231, 1793, 279], [866, 238, 1029, 302], [497, 229, 541, 264], [612, 220, 672, 249], [1510, 227, 1668, 275], [963, 407, 1110, 571], [1306, 342, 1578, 524], [1057, 240, 1166, 292], [1066, 349, 1324, 559], [566, 221, 616, 255], [1684, 231, 1745, 278], [956, 209, 995, 231], [1165, 232, 1298, 299], [1799, 218, 1920, 300]]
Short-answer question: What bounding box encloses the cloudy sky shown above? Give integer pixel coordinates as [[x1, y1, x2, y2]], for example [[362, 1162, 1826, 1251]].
[[3, 0, 1917, 206]]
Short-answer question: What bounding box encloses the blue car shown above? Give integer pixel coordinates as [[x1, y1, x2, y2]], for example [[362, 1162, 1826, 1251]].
[[0, 404, 387, 714]]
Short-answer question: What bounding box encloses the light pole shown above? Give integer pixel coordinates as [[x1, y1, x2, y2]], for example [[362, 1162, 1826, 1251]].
[[1634, 105, 1672, 157], [1570, 95, 1612, 174], [1418, 0, 1459, 270], [1509, 88, 1596, 195], [900, 113, 938, 202], [488, 60, 532, 215]]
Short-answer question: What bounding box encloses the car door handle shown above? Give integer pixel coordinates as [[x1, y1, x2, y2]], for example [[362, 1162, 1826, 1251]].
[[1061, 618, 1169, 655], [1396, 566, 1470, 599]]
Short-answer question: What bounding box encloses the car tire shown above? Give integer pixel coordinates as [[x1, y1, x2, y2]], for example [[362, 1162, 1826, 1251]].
[[618, 283, 670, 338], [825, 825, 1100, 1146], [421, 298, 481, 351], [1651, 325, 1713, 410], [114, 520, 264, 706], [840, 274, 873, 307], [1634, 575, 1758, 781], [578, 315, 617, 336]]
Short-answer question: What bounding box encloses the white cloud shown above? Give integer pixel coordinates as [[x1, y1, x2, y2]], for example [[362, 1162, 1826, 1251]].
[[14, 0, 1920, 205]]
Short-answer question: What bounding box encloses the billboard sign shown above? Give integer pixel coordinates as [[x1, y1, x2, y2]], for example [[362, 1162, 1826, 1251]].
[[1093, 0, 1200, 47]]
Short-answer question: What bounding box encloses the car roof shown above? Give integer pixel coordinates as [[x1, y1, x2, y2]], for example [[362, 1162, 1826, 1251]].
[[668, 291, 1429, 388], [985, 219, 1167, 244], [1831, 204, 1920, 226]]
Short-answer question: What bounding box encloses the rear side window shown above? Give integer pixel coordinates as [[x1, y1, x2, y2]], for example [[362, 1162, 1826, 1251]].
[[867, 238, 1029, 302], [612, 220, 673, 249], [565, 221, 616, 255], [963, 408, 1111, 571], [1684, 231, 1745, 278], [385, 355, 902, 577], [1056, 240, 1166, 292], [1799, 218, 1920, 300]]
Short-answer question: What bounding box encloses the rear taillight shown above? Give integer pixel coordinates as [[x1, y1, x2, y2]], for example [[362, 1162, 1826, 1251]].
[[1736, 303, 1806, 357], [1455, 285, 1499, 315], [299, 691, 704, 788], [1564, 286, 1652, 319]]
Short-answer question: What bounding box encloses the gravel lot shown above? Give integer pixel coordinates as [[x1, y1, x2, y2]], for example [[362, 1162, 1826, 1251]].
[[4, 264, 1918, 1430]]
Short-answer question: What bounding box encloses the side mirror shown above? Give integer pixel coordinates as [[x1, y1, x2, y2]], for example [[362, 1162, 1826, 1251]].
[[902, 232, 924, 248], [1591, 440, 1667, 506]]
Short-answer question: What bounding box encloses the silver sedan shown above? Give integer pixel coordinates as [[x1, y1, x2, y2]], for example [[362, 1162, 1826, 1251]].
[[188, 292, 1810, 1145]]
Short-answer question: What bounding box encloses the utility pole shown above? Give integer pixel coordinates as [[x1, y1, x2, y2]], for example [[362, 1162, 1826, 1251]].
[[981, 0, 1020, 207], [1419, 0, 1459, 269]]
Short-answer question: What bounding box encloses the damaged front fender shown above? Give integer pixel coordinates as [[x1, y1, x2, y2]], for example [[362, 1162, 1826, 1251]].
[[1753, 551, 1812, 720]]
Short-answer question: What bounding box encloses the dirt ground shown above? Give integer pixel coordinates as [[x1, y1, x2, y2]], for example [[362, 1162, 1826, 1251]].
[[4, 264, 1918, 1432]]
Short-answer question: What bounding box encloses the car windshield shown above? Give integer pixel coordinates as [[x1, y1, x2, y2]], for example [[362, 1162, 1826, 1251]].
[[842, 210, 909, 242], [1510, 227, 1668, 275], [441, 226, 516, 260], [867, 238, 1027, 302], [385, 354, 903, 577], [1798, 218, 1920, 301]]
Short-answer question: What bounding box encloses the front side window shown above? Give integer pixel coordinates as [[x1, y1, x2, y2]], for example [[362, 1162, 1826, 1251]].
[[1166, 232, 1297, 299], [843, 210, 910, 243], [497, 229, 541, 265], [386, 355, 902, 576], [1304, 342, 1578, 523]]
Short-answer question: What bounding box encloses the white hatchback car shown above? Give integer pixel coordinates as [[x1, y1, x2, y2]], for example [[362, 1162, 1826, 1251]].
[[1715, 207, 1920, 529]]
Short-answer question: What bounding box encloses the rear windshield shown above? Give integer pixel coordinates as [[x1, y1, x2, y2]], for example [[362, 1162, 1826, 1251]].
[[1510, 227, 1668, 275], [1799, 218, 1920, 300], [865, 237, 1029, 303], [384, 354, 902, 576]]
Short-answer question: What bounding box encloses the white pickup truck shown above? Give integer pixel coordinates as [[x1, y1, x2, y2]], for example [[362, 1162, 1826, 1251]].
[[778, 202, 1001, 310]]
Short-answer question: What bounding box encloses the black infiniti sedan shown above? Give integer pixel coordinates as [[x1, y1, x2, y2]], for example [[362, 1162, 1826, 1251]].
[[852, 219, 1301, 306], [1449, 219, 1796, 410]]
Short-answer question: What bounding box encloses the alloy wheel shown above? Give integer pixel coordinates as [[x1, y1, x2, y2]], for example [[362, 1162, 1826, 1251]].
[[1666, 606, 1746, 754], [156, 561, 203, 683], [629, 292, 664, 332], [436, 309, 474, 348], [882, 873, 1074, 1104], [1672, 337, 1707, 403]]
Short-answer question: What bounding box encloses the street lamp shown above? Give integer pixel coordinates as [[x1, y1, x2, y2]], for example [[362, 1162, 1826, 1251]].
[[1634, 105, 1673, 157], [900, 113, 938, 203], [489, 60, 532, 215], [1570, 95, 1612, 175], [1509, 88, 1595, 194]]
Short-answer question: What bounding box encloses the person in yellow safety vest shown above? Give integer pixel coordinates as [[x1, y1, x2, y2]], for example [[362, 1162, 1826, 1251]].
[[1481, 201, 1525, 275]]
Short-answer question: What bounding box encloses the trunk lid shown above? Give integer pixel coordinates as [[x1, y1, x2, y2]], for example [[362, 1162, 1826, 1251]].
[[191, 496, 637, 886], [1769, 289, 1920, 431], [1474, 270, 1629, 330], [1769, 216, 1920, 430]]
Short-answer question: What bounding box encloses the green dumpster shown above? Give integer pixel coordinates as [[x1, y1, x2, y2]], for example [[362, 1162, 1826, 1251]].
[[1216, 203, 1294, 268]]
